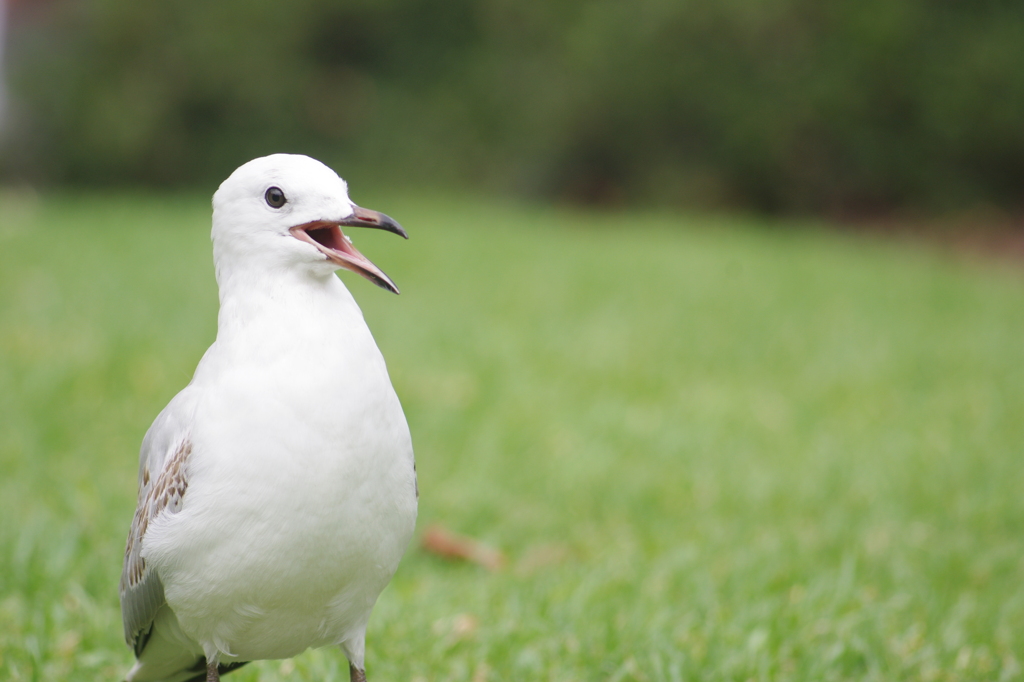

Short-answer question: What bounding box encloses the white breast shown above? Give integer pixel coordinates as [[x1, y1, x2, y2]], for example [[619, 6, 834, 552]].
[[141, 274, 417, 661]]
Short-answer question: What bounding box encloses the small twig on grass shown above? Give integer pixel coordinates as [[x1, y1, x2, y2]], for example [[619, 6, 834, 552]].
[[420, 525, 505, 571]]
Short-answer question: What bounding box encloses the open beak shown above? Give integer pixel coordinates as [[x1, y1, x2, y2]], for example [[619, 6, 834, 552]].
[[289, 207, 407, 294]]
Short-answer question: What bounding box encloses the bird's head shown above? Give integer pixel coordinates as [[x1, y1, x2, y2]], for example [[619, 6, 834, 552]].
[[212, 154, 407, 293]]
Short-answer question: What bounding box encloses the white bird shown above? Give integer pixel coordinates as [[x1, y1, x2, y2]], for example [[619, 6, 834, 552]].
[[119, 154, 418, 682]]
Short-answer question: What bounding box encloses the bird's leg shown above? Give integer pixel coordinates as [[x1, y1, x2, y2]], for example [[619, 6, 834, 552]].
[[349, 662, 367, 682], [206, 660, 220, 682]]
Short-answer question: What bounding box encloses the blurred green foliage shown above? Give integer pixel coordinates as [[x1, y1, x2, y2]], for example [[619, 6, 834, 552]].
[[5, 0, 1024, 212]]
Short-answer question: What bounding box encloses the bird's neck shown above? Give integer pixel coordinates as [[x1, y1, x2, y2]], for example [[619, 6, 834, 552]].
[[213, 264, 365, 354]]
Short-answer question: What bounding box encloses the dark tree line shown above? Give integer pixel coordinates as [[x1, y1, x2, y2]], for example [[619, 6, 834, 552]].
[[5, 0, 1024, 213]]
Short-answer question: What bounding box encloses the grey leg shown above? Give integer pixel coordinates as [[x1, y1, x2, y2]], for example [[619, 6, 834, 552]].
[[206, 660, 220, 682], [349, 662, 367, 682]]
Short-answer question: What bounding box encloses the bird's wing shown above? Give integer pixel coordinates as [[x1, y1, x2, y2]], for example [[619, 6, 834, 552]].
[[120, 386, 199, 655]]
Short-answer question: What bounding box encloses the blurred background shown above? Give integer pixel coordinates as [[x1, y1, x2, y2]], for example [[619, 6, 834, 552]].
[[3, 0, 1024, 216]]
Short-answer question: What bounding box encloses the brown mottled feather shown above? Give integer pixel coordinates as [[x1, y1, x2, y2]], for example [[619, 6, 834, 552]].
[[123, 439, 192, 589], [120, 433, 193, 656]]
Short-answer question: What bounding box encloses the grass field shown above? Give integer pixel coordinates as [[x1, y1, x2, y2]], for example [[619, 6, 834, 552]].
[[1, 191, 1023, 681]]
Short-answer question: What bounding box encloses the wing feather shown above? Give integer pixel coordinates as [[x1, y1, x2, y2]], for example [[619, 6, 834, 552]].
[[120, 387, 199, 653]]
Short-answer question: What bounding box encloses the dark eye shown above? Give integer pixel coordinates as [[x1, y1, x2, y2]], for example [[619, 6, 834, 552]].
[[265, 186, 287, 208]]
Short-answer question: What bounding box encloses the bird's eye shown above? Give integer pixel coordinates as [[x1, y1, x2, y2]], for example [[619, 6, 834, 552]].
[[265, 187, 287, 208]]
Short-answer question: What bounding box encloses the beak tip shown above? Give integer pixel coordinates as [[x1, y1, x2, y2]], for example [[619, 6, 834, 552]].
[[347, 206, 409, 239], [369, 272, 401, 295], [390, 222, 409, 240]]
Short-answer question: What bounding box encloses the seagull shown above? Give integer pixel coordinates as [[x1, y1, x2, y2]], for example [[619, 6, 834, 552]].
[[119, 154, 419, 682]]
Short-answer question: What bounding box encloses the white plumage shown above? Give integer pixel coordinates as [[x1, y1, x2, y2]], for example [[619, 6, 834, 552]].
[[120, 154, 418, 682]]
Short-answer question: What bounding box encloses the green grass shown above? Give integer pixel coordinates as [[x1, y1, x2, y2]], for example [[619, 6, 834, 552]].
[[2, 190, 1023, 681]]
